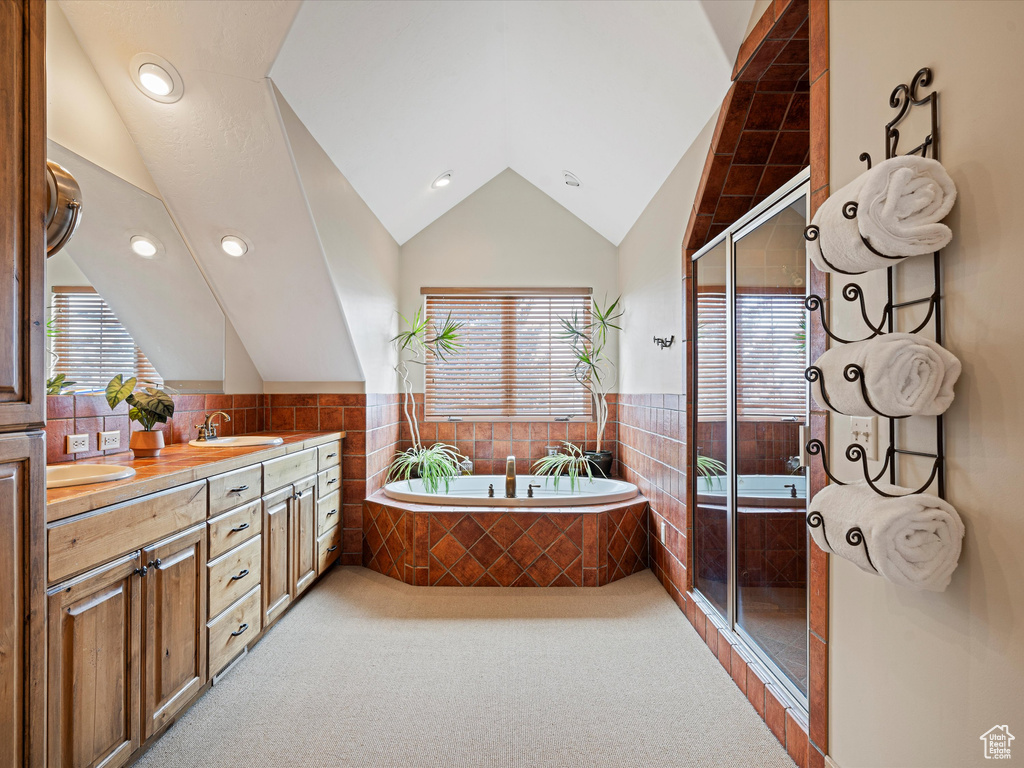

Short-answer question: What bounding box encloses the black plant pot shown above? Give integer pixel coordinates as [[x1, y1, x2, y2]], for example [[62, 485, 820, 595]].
[[584, 451, 613, 479]]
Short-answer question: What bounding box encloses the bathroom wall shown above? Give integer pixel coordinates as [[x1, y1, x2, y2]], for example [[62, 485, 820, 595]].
[[828, 2, 1024, 766]]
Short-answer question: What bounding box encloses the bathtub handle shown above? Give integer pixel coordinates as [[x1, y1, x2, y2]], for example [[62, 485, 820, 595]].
[[527, 483, 541, 498]]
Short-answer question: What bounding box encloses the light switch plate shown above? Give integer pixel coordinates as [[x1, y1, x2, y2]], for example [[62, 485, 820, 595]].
[[850, 416, 877, 461], [99, 430, 120, 450], [66, 434, 89, 454]]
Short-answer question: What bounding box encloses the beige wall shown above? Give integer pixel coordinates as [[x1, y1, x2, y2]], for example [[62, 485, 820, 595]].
[[399, 169, 619, 391], [617, 108, 718, 394], [828, 2, 1024, 766]]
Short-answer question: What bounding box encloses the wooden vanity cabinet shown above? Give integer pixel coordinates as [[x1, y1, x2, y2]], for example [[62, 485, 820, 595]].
[[142, 524, 207, 739], [47, 553, 144, 768], [292, 477, 317, 598], [262, 486, 293, 627]]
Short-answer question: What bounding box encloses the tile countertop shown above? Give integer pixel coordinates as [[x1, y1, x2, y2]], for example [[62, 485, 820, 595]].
[[46, 431, 345, 523]]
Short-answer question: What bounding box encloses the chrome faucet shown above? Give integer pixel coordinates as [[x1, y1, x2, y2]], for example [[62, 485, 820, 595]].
[[505, 455, 516, 498], [195, 411, 231, 441]]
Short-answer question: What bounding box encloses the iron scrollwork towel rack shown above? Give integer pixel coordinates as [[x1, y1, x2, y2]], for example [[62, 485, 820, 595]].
[[804, 68, 949, 571]]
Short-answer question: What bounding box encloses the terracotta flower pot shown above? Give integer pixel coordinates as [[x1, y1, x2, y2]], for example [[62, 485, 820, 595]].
[[130, 429, 164, 458]]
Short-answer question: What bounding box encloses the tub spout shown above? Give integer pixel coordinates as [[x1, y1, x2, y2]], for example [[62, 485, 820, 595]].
[[505, 456, 516, 498]]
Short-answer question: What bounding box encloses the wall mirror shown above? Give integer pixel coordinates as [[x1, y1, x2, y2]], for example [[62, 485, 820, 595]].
[[691, 169, 811, 706]]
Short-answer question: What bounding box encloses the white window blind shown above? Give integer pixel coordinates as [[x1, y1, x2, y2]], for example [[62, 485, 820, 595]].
[[423, 290, 592, 420], [50, 287, 163, 390], [697, 290, 806, 421]]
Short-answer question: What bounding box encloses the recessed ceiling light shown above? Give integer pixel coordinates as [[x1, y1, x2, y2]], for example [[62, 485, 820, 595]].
[[130, 235, 158, 258], [221, 235, 248, 257], [564, 171, 581, 188], [431, 172, 453, 189], [130, 53, 184, 103]]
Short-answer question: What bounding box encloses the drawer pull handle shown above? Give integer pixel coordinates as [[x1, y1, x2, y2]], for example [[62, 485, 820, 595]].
[[230, 569, 250, 581], [326, 452, 337, 459], [134, 566, 148, 577], [326, 509, 337, 517], [229, 485, 249, 493], [230, 623, 249, 637], [230, 522, 250, 533], [326, 545, 338, 552], [327, 478, 338, 485], [148, 558, 162, 569]]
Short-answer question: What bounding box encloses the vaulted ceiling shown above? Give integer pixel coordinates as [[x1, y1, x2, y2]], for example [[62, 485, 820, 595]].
[[272, 0, 752, 245]]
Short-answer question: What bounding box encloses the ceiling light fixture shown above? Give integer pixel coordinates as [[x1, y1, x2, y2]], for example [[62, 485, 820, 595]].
[[129, 235, 159, 258], [564, 171, 581, 188], [130, 53, 184, 103], [431, 172, 453, 189], [220, 235, 248, 257]]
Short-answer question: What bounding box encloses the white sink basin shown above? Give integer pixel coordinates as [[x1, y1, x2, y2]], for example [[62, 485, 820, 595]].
[[47, 464, 136, 489], [188, 435, 285, 448]]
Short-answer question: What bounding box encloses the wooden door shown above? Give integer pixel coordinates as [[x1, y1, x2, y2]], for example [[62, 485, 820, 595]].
[[0, 432, 45, 768], [0, 0, 45, 432], [291, 481, 316, 597], [141, 524, 207, 739], [48, 552, 143, 768], [262, 487, 292, 626]]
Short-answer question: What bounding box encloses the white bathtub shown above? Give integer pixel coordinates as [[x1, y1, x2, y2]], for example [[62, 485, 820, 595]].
[[383, 474, 639, 507], [697, 474, 806, 507]]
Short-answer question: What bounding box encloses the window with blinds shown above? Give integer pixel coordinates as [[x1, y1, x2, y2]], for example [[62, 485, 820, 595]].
[[50, 287, 163, 390], [423, 289, 593, 420], [696, 290, 806, 421]]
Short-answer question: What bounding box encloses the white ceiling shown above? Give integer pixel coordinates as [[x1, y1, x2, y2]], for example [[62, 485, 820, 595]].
[[271, 0, 748, 245]]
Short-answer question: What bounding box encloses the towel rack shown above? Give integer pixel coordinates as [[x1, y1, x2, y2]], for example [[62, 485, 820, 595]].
[[803, 67, 948, 567]]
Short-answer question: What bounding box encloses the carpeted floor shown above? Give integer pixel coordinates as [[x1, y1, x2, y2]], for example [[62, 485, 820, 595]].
[[136, 566, 795, 768]]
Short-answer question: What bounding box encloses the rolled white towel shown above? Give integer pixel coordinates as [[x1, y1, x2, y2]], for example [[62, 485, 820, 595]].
[[810, 333, 961, 417], [808, 155, 956, 274], [808, 482, 964, 592]]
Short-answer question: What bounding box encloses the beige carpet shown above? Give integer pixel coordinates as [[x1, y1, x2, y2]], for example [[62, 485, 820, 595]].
[[137, 567, 795, 768]]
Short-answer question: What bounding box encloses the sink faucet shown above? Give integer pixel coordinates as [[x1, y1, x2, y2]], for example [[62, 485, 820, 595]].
[[505, 455, 516, 498], [195, 411, 231, 441]]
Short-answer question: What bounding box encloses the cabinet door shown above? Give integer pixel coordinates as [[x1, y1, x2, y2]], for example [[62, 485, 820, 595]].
[[262, 488, 292, 626], [0, 432, 45, 768], [0, 0, 45, 432], [291, 482, 316, 597], [142, 524, 207, 739], [48, 553, 143, 768]]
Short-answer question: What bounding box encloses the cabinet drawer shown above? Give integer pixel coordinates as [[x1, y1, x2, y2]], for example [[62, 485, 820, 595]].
[[208, 586, 261, 678], [263, 448, 317, 494], [208, 500, 262, 559], [316, 490, 340, 537], [48, 480, 207, 584], [317, 526, 342, 574], [317, 441, 341, 471], [208, 535, 262, 619], [208, 464, 262, 516], [317, 465, 341, 498]]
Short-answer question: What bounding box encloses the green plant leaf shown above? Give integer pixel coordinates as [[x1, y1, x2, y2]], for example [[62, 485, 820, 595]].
[[105, 374, 137, 409], [131, 387, 174, 424]]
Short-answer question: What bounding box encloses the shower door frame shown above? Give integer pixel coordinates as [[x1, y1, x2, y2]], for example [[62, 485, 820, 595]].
[[689, 167, 812, 711]]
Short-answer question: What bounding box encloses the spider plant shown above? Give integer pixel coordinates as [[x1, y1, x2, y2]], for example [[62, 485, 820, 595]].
[[531, 441, 595, 492], [387, 442, 467, 494], [696, 454, 726, 491], [558, 295, 622, 454]]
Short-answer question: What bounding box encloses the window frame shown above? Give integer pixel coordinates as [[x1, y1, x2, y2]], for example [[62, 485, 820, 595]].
[[420, 287, 594, 422]]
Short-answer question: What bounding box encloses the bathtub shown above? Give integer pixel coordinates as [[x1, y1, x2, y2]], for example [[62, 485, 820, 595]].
[[383, 474, 639, 507], [697, 474, 806, 508]]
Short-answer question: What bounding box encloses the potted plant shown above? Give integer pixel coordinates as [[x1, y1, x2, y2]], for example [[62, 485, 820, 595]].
[[388, 308, 468, 492], [696, 454, 726, 491], [559, 296, 622, 477], [105, 374, 175, 458], [532, 441, 594, 491]]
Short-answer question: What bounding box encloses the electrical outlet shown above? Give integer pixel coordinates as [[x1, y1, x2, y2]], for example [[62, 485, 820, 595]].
[[66, 434, 89, 454], [99, 430, 121, 451], [660, 520, 667, 545], [849, 416, 877, 461]]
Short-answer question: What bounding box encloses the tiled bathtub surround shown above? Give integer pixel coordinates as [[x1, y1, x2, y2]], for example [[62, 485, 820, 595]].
[[616, 394, 688, 610], [363, 492, 648, 587], [44, 393, 266, 464], [396, 392, 618, 476]]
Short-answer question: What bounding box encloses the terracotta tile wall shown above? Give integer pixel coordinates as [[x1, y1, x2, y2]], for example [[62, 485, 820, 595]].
[[616, 394, 688, 611], [396, 392, 618, 477], [44, 393, 266, 464], [696, 420, 802, 475], [363, 494, 647, 587]]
